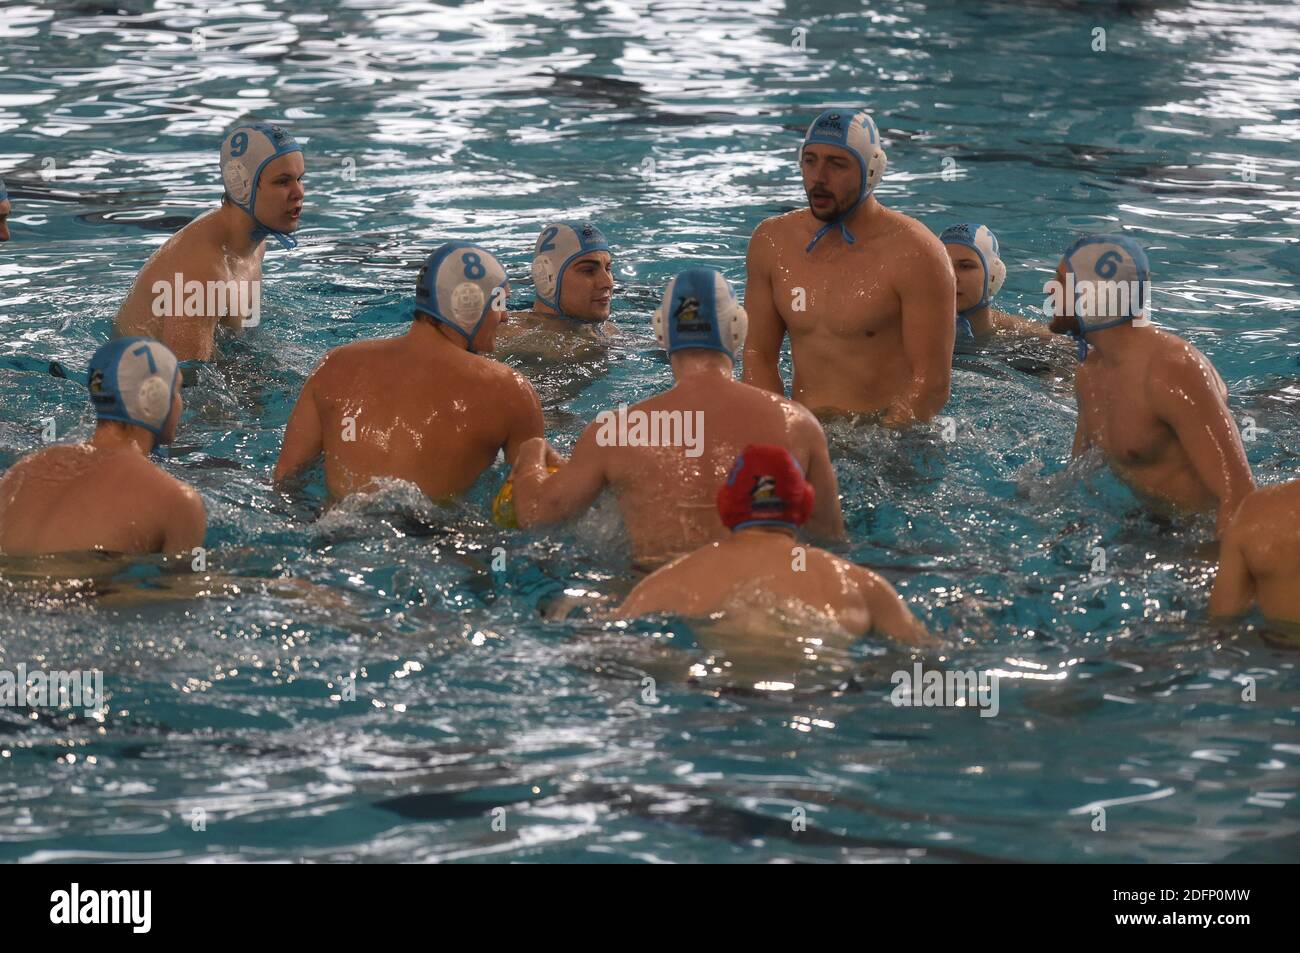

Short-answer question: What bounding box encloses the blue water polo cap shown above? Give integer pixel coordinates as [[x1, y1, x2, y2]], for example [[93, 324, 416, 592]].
[[1060, 234, 1150, 360], [531, 221, 610, 320], [802, 108, 888, 252], [220, 122, 303, 250], [651, 267, 748, 359], [87, 337, 181, 448], [414, 242, 508, 353]]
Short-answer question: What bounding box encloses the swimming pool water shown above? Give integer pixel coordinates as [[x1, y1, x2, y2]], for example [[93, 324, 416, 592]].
[[1, 0, 1298, 862]]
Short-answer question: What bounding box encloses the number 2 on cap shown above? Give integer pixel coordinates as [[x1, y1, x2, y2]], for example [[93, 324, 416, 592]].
[[538, 227, 559, 253]]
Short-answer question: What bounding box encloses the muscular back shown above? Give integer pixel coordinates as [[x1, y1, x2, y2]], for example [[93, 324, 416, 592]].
[[628, 536, 872, 636], [0, 445, 201, 555], [595, 377, 837, 566], [304, 335, 538, 501]]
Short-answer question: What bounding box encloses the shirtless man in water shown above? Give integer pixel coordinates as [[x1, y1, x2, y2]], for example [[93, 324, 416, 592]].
[[114, 122, 305, 361], [743, 109, 955, 425], [274, 242, 546, 501], [1210, 480, 1300, 623], [498, 220, 616, 363], [616, 445, 931, 647], [1048, 234, 1254, 534], [509, 267, 844, 569], [0, 338, 204, 556]]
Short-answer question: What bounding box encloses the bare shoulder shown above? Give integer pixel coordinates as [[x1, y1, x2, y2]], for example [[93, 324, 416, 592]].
[[138, 212, 225, 280], [309, 337, 380, 384], [884, 208, 948, 259], [490, 359, 537, 399], [0, 446, 66, 488], [751, 209, 811, 252], [1147, 331, 1226, 397], [1234, 481, 1299, 528]]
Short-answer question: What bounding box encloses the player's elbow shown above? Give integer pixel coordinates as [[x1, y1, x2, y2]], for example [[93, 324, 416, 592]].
[[912, 372, 951, 421]]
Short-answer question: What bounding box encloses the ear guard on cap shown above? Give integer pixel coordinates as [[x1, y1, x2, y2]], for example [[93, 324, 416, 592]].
[[530, 221, 611, 320], [652, 268, 748, 358], [801, 109, 888, 252], [531, 255, 557, 302], [941, 223, 1006, 320], [87, 337, 181, 450], [862, 141, 888, 195], [413, 242, 508, 354]]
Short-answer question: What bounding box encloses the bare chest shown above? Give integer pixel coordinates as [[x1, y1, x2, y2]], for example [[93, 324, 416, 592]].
[[771, 248, 901, 338]]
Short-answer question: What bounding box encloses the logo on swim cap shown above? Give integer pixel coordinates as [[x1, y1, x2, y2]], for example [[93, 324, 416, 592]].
[[717, 444, 815, 531], [751, 475, 781, 507], [673, 296, 711, 334], [653, 268, 748, 358], [451, 281, 486, 323]]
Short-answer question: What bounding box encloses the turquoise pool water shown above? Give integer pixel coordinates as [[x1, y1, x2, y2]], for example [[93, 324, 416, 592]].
[[1, 0, 1298, 862]]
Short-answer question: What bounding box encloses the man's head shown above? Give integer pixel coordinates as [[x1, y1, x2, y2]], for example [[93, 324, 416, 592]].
[[800, 109, 887, 247], [0, 177, 11, 242], [940, 224, 1006, 320], [220, 122, 305, 248], [531, 221, 613, 322], [652, 267, 748, 370], [1047, 234, 1150, 351], [717, 445, 815, 534], [87, 338, 183, 449], [414, 242, 509, 353]]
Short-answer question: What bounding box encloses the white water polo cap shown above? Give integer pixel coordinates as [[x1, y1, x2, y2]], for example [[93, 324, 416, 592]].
[[941, 223, 1006, 335], [220, 122, 302, 250], [652, 267, 748, 359], [802, 108, 888, 252], [88, 337, 181, 448], [530, 221, 610, 320], [414, 242, 508, 352]]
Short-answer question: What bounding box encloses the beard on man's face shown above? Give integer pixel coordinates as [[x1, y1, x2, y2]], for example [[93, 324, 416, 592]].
[[806, 186, 852, 222]]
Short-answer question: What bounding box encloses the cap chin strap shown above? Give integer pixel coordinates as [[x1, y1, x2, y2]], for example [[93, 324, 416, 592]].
[[250, 221, 297, 251], [1069, 315, 1136, 361], [229, 193, 297, 250], [956, 312, 976, 338], [806, 153, 868, 253]]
